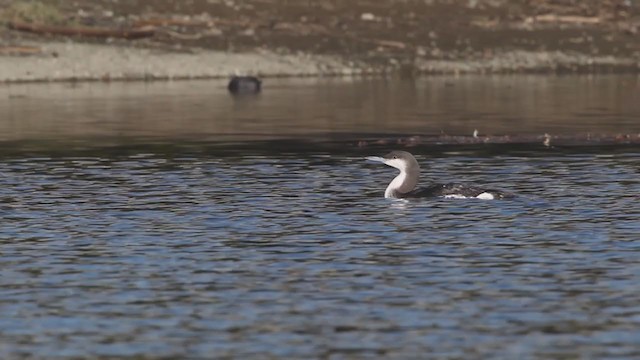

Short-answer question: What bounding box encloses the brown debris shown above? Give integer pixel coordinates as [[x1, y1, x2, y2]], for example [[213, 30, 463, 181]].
[[356, 133, 640, 148], [7, 21, 155, 40], [132, 18, 213, 28], [527, 14, 602, 25], [0, 46, 42, 56]]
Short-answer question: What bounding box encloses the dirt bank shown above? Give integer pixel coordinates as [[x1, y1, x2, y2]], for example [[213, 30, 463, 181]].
[[1, 0, 639, 82]]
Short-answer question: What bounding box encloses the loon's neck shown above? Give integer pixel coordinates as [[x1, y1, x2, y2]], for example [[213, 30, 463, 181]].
[[384, 168, 419, 198]]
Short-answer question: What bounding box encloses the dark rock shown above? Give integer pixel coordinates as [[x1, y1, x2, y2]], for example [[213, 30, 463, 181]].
[[228, 76, 262, 94]]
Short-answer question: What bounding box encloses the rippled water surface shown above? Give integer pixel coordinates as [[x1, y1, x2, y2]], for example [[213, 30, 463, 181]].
[[0, 76, 639, 358]]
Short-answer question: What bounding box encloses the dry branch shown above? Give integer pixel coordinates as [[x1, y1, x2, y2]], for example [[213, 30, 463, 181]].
[[0, 46, 43, 55], [7, 21, 155, 40]]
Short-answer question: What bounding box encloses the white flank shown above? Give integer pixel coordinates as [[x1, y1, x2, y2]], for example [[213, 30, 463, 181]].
[[443, 194, 468, 199], [443, 192, 495, 200], [476, 192, 495, 200]]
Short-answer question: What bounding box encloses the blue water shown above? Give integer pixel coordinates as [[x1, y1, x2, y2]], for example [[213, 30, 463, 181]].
[[0, 145, 639, 358]]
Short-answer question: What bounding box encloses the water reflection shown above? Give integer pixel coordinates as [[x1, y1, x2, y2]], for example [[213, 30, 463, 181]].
[[0, 75, 638, 145]]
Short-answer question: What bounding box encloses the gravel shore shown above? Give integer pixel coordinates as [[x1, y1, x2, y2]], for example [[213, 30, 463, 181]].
[[1, 0, 639, 82], [0, 41, 363, 82], [1, 41, 637, 83]]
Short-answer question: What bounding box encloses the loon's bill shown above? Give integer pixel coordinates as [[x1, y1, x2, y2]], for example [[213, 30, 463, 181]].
[[366, 150, 512, 199]]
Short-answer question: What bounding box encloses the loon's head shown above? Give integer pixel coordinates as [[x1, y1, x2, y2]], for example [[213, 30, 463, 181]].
[[366, 150, 421, 198], [366, 150, 420, 173]]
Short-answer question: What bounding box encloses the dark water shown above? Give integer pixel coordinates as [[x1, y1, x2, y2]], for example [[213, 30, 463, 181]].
[[0, 76, 639, 359]]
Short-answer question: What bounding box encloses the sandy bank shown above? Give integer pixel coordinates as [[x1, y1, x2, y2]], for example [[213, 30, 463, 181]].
[[1, 41, 638, 83], [0, 41, 365, 82]]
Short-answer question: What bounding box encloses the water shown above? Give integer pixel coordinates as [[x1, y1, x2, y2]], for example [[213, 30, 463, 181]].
[[1, 75, 639, 144], [0, 76, 639, 358]]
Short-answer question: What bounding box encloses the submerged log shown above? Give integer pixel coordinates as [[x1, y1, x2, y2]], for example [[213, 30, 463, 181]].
[[356, 133, 640, 148]]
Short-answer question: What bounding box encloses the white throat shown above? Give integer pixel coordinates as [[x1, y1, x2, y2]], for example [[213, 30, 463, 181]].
[[384, 171, 404, 198], [384, 164, 419, 198], [366, 154, 421, 199]]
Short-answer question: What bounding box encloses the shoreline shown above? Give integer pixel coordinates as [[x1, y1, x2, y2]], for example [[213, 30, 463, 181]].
[[1, 1, 639, 83], [0, 41, 365, 83], [0, 41, 639, 84]]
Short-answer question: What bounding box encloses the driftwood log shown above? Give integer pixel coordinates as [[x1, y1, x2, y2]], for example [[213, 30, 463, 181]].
[[0, 46, 43, 55], [7, 21, 155, 40]]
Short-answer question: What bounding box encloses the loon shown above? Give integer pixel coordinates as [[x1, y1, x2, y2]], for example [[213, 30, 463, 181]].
[[366, 150, 511, 199]]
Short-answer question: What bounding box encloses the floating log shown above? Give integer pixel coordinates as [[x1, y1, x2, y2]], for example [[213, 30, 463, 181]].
[[355, 133, 640, 148]]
